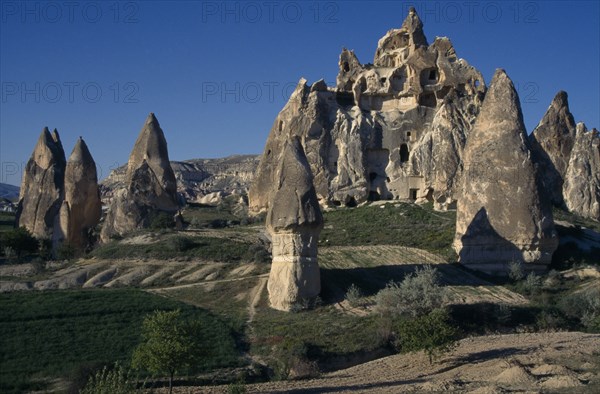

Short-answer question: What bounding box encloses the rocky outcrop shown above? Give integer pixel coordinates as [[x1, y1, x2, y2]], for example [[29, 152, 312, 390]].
[[563, 124, 600, 220], [100, 113, 180, 242], [267, 137, 323, 311], [16, 128, 66, 239], [55, 138, 101, 251], [454, 69, 558, 274], [529, 91, 577, 206], [250, 8, 485, 213], [100, 155, 259, 205]]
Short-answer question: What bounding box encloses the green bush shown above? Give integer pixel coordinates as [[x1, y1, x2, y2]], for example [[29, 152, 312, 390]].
[[345, 284, 363, 307], [508, 260, 524, 281], [150, 211, 175, 230], [560, 287, 600, 332], [375, 266, 447, 318], [166, 236, 195, 252], [270, 338, 318, 381], [0, 227, 38, 259], [393, 308, 459, 363], [56, 243, 76, 260]]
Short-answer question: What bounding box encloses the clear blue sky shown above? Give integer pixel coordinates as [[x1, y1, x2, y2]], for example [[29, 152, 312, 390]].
[[1, 0, 599, 186]]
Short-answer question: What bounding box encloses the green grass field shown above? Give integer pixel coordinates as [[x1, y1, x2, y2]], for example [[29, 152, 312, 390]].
[[320, 202, 457, 261], [0, 212, 15, 231], [0, 289, 241, 393]]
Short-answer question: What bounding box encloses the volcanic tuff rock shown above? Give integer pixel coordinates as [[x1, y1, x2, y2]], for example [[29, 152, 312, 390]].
[[250, 7, 485, 213], [563, 124, 600, 221], [100, 155, 259, 205], [55, 138, 101, 251], [266, 137, 323, 311], [16, 128, 66, 239], [529, 91, 577, 206], [100, 113, 180, 242], [454, 69, 558, 274]]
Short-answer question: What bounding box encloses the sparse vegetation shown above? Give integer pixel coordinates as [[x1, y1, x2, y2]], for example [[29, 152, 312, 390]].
[[344, 283, 363, 307]]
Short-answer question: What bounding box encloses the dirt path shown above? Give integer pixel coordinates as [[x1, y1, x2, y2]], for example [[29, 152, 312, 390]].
[[149, 273, 268, 292], [170, 332, 600, 393], [247, 276, 267, 324]]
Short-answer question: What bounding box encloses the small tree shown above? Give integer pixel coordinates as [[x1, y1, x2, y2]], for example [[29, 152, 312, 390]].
[[132, 309, 203, 394], [1, 227, 38, 259]]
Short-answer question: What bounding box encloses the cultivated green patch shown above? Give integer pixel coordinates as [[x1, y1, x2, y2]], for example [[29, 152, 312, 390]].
[[0, 289, 240, 393], [320, 203, 456, 261]]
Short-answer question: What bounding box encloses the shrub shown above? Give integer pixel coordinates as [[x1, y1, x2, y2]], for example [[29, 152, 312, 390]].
[[393, 308, 459, 363], [0, 227, 38, 259], [559, 287, 600, 332], [227, 382, 247, 394], [150, 212, 174, 230], [345, 284, 363, 307], [508, 260, 524, 281], [523, 272, 542, 294], [80, 363, 138, 394], [167, 236, 195, 252], [270, 338, 318, 381], [56, 243, 76, 260], [375, 266, 447, 318]]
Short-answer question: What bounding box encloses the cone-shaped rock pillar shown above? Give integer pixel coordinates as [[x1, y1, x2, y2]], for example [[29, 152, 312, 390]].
[[16, 127, 66, 239], [55, 137, 101, 251], [100, 113, 180, 242], [267, 137, 324, 311], [454, 69, 558, 275]]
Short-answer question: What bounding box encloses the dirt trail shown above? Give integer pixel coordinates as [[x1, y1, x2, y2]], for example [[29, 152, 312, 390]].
[[247, 277, 267, 324]]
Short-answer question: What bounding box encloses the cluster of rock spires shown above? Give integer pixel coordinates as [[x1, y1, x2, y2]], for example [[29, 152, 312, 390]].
[[250, 6, 485, 213], [257, 7, 598, 293], [15, 9, 599, 310], [16, 129, 101, 252], [16, 113, 182, 252]]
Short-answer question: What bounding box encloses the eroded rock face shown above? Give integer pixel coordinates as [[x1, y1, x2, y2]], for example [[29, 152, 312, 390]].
[[100, 114, 180, 242], [454, 69, 558, 274], [267, 137, 323, 311], [563, 124, 600, 221], [529, 91, 577, 206], [16, 128, 66, 239], [250, 8, 485, 213], [55, 138, 101, 251]]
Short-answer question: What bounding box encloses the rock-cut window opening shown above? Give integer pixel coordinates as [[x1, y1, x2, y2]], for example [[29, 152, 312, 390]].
[[429, 70, 437, 81], [400, 144, 409, 162], [343, 62, 350, 72]]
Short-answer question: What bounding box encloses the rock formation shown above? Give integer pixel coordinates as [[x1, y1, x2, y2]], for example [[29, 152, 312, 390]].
[[100, 113, 180, 242], [16, 128, 66, 239], [529, 91, 577, 206], [100, 155, 259, 206], [250, 7, 485, 213], [266, 137, 324, 311], [55, 138, 101, 251], [563, 124, 600, 220], [454, 69, 558, 274]]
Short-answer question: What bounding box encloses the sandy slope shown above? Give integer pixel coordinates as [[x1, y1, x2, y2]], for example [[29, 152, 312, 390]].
[[174, 332, 599, 393]]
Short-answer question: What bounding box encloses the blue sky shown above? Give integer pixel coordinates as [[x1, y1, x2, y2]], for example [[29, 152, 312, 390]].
[[1, 0, 599, 186]]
